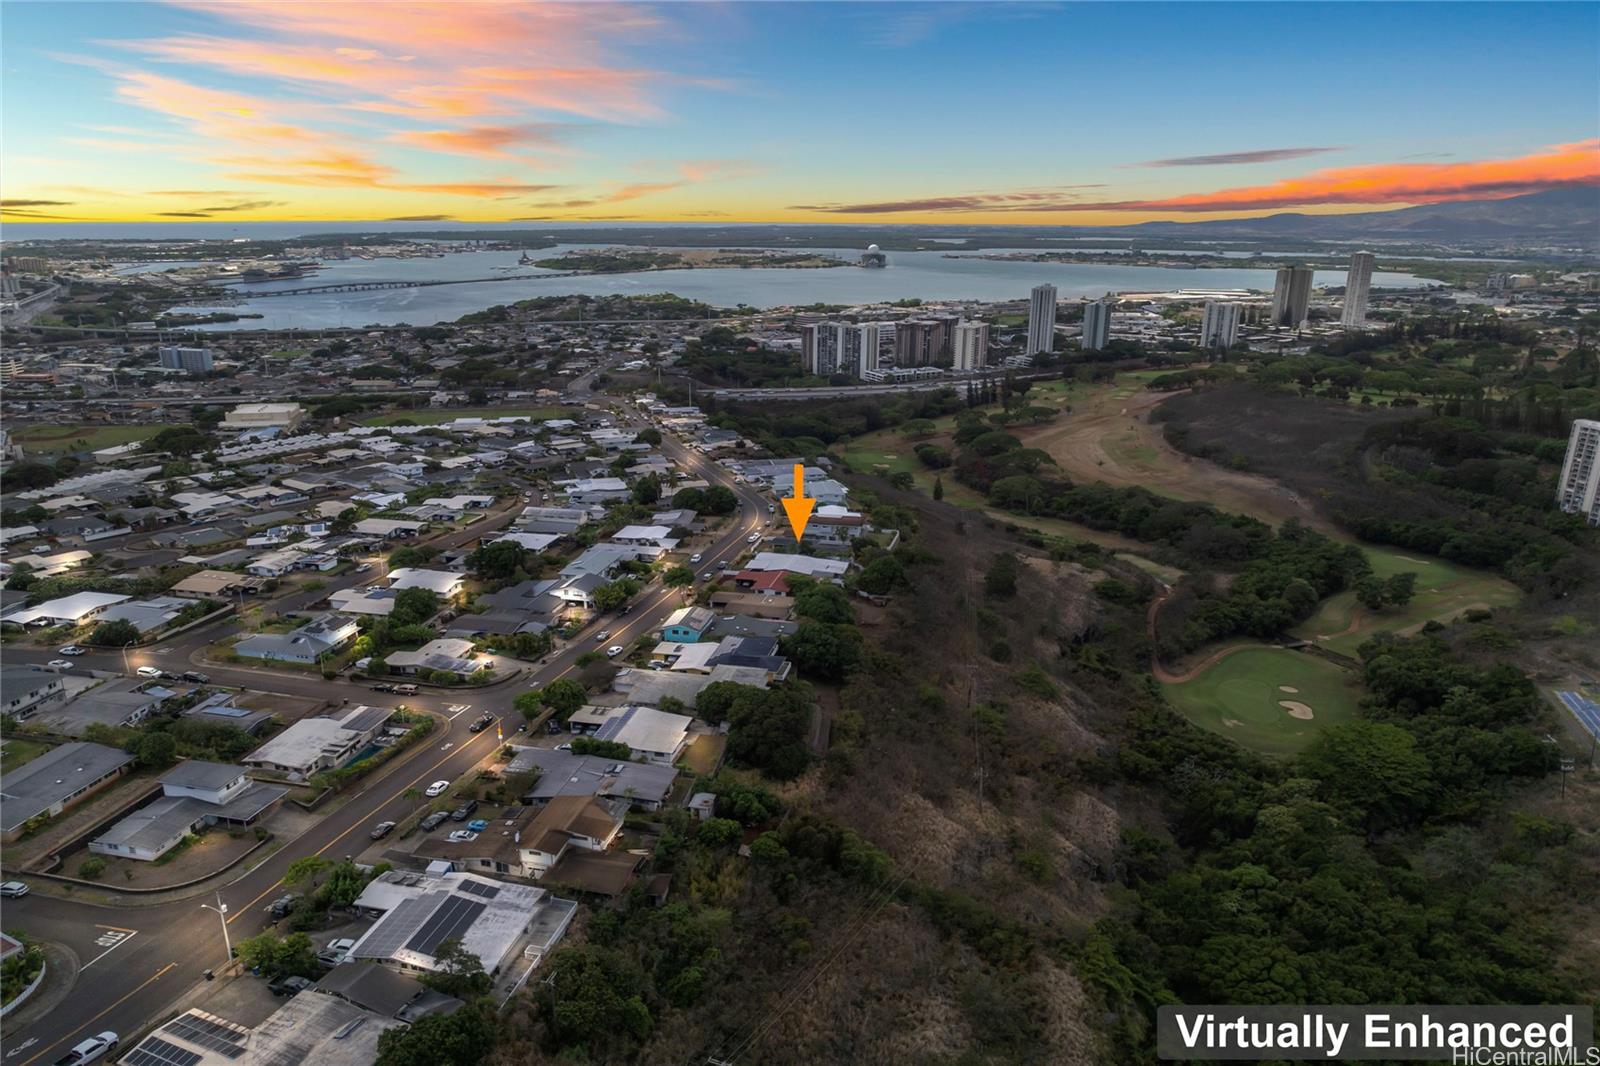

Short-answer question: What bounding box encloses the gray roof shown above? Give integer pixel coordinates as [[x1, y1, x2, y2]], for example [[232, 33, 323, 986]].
[[0, 742, 134, 833], [510, 748, 677, 805], [160, 759, 247, 792], [314, 962, 462, 1020], [246, 988, 404, 1066], [91, 783, 287, 853], [0, 667, 60, 701]]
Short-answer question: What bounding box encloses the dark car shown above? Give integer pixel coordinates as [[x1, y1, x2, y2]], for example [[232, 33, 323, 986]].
[[450, 800, 479, 821], [419, 811, 450, 831], [268, 975, 314, 997], [370, 682, 395, 693], [468, 715, 493, 733], [546, 719, 564, 734], [181, 671, 210, 684], [266, 894, 299, 919], [369, 821, 396, 840]]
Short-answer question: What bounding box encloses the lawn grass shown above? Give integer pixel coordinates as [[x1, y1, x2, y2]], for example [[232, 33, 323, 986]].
[[9, 423, 160, 455], [1161, 647, 1362, 756], [1293, 544, 1523, 657], [362, 405, 567, 427], [0, 738, 50, 773]]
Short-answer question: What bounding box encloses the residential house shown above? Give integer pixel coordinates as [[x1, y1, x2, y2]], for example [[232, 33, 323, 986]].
[[88, 760, 287, 862], [509, 748, 677, 812], [743, 552, 850, 581], [660, 606, 715, 643], [242, 704, 390, 780], [384, 638, 483, 681], [1, 742, 135, 842], [347, 871, 577, 975], [1, 591, 129, 628], [565, 705, 691, 765], [0, 667, 64, 720], [233, 613, 359, 664], [386, 568, 465, 599]]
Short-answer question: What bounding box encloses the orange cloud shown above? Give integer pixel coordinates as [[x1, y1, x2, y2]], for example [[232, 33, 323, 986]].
[[390, 124, 572, 159], [794, 141, 1600, 215]]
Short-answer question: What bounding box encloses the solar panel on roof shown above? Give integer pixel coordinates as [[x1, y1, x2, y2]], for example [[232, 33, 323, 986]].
[[594, 705, 635, 742], [407, 894, 485, 956], [162, 1013, 248, 1058], [457, 879, 500, 899], [353, 893, 438, 960], [125, 1037, 202, 1066]]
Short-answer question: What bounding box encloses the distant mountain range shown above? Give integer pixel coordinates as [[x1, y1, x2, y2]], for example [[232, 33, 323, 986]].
[[1110, 187, 1600, 244]]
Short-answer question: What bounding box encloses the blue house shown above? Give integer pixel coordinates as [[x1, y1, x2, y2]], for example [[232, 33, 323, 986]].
[[660, 606, 715, 644]]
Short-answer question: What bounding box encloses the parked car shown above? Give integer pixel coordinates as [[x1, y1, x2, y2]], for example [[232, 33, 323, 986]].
[[717, 561, 729, 570], [268, 975, 314, 997], [355, 563, 372, 573], [52, 1033, 118, 1065], [45, 660, 73, 672], [467, 819, 489, 832], [546, 719, 564, 735], [555, 743, 572, 751], [370, 682, 395, 693], [450, 800, 479, 821], [689, 553, 703, 563], [56, 645, 84, 656], [424, 780, 450, 797], [593, 630, 611, 643], [392, 683, 418, 696], [316, 937, 357, 966], [369, 821, 396, 840], [136, 666, 163, 678], [447, 829, 479, 843], [266, 895, 299, 919], [605, 645, 624, 658], [747, 533, 761, 544], [468, 715, 493, 733], [0, 881, 29, 898], [768, 503, 776, 513], [419, 811, 450, 831], [181, 671, 210, 684]]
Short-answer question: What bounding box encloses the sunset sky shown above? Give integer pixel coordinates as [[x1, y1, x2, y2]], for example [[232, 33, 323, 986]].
[[3, 1, 1597, 226]]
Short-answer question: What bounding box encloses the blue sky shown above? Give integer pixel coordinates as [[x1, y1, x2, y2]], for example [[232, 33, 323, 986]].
[[2, 2, 1596, 223]]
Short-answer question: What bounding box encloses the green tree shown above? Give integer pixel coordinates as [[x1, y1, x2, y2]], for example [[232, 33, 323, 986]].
[[782, 621, 864, 682], [376, 1002, 497, 1066], [392, 587, 441, 625], [234, 931, 319, 979], [539, 678, 588, 716], [634, 427, 662, 445], [419, 939, 490, 998], [131, 731, 178, 768], [792, 579, 854, 623], [663, 564, 694, 588], [631, 474, 662, 505], [932, 476, 944, 501], [464, 540, 527, 580], [1299, 720, 1433, 833], [89, 619, 141, 647], [985, 552, 1020, 597], [702, 485, 738, 515], [1384, 571, 1418, 607]]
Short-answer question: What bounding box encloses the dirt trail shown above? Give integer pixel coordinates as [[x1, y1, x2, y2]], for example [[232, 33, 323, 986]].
[[1018, 386, 1336, 532]]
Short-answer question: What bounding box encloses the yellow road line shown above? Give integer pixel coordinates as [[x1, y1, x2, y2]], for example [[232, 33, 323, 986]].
[[20, 963, 177, 1066]]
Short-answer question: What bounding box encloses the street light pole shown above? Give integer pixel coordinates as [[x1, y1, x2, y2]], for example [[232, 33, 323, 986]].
[[200, 890, 231, 959]]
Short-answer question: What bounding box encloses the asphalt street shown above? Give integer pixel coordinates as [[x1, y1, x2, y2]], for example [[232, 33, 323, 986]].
[[0, 406, 768, 1065]]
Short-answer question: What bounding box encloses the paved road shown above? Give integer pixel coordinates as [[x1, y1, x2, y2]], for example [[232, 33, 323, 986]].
[[0, 408, 769, 1065]]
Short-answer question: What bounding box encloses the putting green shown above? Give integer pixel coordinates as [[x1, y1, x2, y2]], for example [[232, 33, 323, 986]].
[[1161, 646, 1362, 756], [1293, 545, 1521, 658]]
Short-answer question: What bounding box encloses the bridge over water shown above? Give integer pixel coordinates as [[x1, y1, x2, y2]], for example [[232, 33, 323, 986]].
[[241, 270, 589, 297]]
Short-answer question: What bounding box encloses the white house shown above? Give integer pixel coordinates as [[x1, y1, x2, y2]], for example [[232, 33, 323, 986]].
[[242, 704, 391, 780]]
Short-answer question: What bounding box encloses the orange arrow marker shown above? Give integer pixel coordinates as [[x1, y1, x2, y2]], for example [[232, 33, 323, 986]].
[[781, 463, 815, 540]]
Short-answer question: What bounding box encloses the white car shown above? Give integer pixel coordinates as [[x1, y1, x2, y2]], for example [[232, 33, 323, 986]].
[[593, 630, 611, 643], [57, 645, 85, 656], [424, 780, 450, 797], [54, 1032, 118, 1064], [689, 553, 703, 563], [0, 881, 28, 898], [605, 645, 624, 658], [747, 533, 761, 544], [45, 660, 74, 672], [447, 829, 479, 843], [136, 666, 163, 678]]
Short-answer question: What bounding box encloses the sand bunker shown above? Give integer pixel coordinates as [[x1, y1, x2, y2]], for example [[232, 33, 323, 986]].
[[1278, 685, 1299, 693], [1221, 717, 1243, 728], [1278, 700, 1315, 720]]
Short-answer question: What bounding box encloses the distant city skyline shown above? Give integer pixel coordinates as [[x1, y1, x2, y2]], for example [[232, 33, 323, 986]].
[[2, 2, 1597, 225]]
